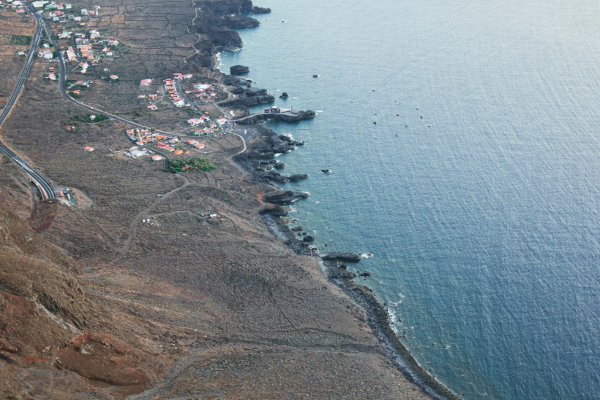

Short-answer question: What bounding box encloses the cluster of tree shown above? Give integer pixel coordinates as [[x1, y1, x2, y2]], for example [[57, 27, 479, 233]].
[[167, 157, 217, 173]]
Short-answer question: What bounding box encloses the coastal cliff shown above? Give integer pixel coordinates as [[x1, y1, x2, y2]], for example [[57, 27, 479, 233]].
[[187, 0, 265, 68]]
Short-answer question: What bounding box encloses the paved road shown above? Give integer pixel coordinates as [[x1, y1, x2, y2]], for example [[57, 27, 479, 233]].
[[0, 4, 55, 199]]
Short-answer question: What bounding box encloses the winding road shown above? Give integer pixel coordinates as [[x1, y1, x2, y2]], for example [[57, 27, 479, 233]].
[[0, 4, 55, 199]]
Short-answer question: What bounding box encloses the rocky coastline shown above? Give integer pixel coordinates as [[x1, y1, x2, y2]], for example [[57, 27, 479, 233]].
[[232, 115, 461, 400], [221, 4, 461, 400]]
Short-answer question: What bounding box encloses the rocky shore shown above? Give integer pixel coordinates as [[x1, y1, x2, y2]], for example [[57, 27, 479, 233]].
[[234, 115, 460, 400], [224, 5, 460, 398]]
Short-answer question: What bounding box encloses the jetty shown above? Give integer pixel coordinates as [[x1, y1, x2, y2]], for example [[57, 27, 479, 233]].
[[234, 107, 316, 125]]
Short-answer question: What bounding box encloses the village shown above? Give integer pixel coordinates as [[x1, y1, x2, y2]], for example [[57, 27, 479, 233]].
[[138, 73, 231, 136], [124, 128, 208, 155], [0, 0, 28, 13]]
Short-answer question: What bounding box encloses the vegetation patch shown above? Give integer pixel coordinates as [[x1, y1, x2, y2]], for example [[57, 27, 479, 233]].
[[10, 35, 31, 45], [167, 158, 217, 173], [70, 114, 110, 123], [68, 91, 82, 99]]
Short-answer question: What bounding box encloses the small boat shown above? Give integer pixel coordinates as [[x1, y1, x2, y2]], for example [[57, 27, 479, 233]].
[[313, 74, 319, 78]]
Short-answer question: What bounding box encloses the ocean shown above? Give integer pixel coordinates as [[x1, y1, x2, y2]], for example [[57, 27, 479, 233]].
[[219, 0, 600, 398]]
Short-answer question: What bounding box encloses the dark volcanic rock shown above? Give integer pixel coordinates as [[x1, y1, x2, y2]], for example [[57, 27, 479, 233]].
[[251, 6, 271, 13], [291, 226, 304, 232], [223, 75, 242, 86], [192, 9, 242, 49], [195, 0, 254, 15], [236, 110, 316, 125], [246, 87, 267, 96], [270, 110, 316, 122], [244, 94, 276, 106], [230, 65, 250, 75], [330, 269, 356, 280], [229, 85, 245, 94], [261, 170, 287, 184], [259, 204, 288, 216], [288, 174, 308, 182], [359, 272, 372, 277], [223, 15, 260, 29], [303, 236, 315, 243], [220, 89, 275, 107], [321, 252, 362, 262], [280, 92, 289, 99], [322, 169, 330, 173], [274, 162, 286, 169], [263, 190, 309, 205]]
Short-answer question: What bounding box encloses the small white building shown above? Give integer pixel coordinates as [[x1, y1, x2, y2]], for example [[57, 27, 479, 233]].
[[264, 106, 281, 114], [130, 149, 146, 158]]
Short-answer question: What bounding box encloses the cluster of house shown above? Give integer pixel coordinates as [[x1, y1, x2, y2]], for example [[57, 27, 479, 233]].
[[187, 114, 229, 135], [124, 128, 208, 155], [192, 83, 219, 102], [65, 32, 118, 68], [185, 139, 205, 150], [127, 128, 155, 145], [126, 129, 181, 151], [68, 79, 92, 95], [39, 2, 100, 22], [163, 73, 192, 107], [155, 141, 177, 153], [0, 0, 26, 12], [138, 80, 159, 109]]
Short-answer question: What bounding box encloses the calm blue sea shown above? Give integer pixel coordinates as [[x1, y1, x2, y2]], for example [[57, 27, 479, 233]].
[[219, 1, 600, 398]]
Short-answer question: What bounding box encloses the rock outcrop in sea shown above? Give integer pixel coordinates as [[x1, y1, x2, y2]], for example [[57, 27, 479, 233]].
[[262, 190, 310, 205], [230, 65, 250, 75], [322, 252, 363, 262], [219, 86, 275, 106]]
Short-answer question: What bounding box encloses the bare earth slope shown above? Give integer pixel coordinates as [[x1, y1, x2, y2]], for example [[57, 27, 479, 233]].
[[0, 1, 432, 399]]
